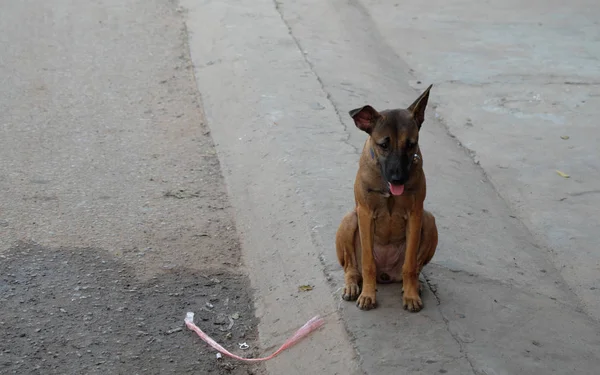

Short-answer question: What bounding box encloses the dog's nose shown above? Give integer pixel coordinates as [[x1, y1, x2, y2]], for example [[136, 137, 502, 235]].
[[389, 175, 406, 185]]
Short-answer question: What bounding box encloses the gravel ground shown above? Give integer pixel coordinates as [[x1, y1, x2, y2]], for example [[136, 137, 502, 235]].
[[0, 242, 263, 375]]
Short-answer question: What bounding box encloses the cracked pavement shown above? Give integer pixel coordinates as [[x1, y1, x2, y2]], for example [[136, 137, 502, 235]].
[[363, 0, 600, 324], [183, 0, 600, 373], [178, 0, 600, 373]]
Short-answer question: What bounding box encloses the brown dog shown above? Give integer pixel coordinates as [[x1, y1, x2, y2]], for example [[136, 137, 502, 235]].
[[336, 85, 438, 312]]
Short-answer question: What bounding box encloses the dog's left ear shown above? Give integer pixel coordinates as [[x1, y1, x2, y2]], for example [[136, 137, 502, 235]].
[[407, 84, 432, 129], [349, 105, 380, 134]]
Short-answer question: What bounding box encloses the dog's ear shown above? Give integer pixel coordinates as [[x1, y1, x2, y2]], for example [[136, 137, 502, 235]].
[[349, 105, 380, 134], [407, 84, 432, 129]]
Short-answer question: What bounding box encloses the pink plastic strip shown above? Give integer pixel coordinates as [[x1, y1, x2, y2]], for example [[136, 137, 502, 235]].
[[184, 312, 325, 363]]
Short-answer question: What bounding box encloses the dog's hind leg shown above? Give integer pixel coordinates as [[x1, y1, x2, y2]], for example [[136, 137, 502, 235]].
[[336, 209, 362, 301]]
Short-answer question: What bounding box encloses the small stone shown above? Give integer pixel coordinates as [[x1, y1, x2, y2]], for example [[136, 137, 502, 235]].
[[215, 314, 227, 325], [166, 327, 183, 334], [310, 102, 325, 110]]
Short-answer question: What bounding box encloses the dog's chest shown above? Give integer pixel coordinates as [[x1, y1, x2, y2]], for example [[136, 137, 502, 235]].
[[374, 208, 408, 242]]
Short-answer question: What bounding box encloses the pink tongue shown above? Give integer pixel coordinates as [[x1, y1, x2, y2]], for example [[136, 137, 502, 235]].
[[388, 183, 405, 196]]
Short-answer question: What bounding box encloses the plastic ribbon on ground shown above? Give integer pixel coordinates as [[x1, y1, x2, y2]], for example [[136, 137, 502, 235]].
[[184, 312, 325, 363]]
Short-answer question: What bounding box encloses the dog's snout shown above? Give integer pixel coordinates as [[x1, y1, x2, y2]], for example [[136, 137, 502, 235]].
[[389, 174, 407, 185], [384, 153, 411, 186]]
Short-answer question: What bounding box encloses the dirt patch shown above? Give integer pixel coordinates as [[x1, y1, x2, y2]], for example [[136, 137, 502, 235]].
[[0, 242, 263, 375]]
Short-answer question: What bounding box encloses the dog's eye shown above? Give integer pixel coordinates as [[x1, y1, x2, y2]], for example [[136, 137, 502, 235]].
[[406, 141, 416, 149], [378, 141, 389, 150]]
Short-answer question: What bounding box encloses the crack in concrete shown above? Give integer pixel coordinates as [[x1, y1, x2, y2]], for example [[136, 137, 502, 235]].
[[270, 5, 366, 371], [271, 0, 360, 155], [569, 189, 600, 197], [440, 78, 600, 87], [423, 271, 480, 375]]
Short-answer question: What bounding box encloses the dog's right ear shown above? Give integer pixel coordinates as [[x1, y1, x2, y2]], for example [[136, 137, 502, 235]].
[[408, 84, 432, 129], [349, 105, 380, 134]]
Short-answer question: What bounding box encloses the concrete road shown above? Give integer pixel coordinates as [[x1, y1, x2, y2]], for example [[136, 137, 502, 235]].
[[362, 0, 600, 323], [182, 0, 600, 374]]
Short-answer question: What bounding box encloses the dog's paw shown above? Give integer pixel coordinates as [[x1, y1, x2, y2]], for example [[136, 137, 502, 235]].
[[402, 293, 423, 312], [342, 283, 360, 301], [356, 291, 377, 310]]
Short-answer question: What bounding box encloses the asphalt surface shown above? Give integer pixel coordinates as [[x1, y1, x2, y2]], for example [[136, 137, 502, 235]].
[[0, 1, 264, 374]]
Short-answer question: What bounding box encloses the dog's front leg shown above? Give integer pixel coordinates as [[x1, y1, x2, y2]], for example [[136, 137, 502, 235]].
[[403, 205, 423, 312], [356, 205, 377, 310]]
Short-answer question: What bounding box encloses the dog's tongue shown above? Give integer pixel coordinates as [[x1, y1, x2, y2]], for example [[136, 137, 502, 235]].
[[388, 183, 405, 196]]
